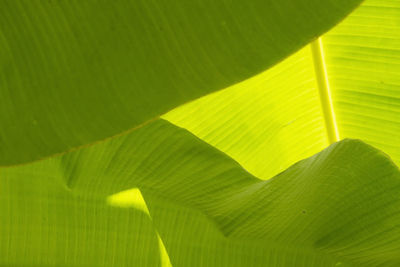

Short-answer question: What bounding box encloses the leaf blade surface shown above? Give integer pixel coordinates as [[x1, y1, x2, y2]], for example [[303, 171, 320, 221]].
[[2, 120, 400, 266], [0, 0, 362, 165]]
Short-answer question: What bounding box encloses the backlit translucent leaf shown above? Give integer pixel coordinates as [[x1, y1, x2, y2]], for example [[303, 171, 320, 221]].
[[0, 0, 361, 165], [2, 1, 400, 266], [164, 47, 328, 180], [165, 0, 400, 179], [324, 0, 400, 164], [2, 120, 400, 266]]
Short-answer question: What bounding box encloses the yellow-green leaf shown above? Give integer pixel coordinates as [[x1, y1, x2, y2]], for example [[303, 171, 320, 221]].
[[2, 120, 400, 266], [0, 0, 361, 165]]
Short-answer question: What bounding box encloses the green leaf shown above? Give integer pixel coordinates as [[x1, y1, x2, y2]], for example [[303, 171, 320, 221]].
[[323, 0, 400, 165], [164, 0, 400, 179], [2, 120, 400, 266], [164, 47, 329, 180], [3, 0, 400, 266], [0, 0, 361, 166]]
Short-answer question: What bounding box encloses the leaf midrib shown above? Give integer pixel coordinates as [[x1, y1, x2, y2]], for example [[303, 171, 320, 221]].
[[310, 38, 340, 145]]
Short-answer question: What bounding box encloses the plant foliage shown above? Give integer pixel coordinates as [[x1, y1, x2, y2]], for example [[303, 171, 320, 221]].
[[1, 0, 400, 266]]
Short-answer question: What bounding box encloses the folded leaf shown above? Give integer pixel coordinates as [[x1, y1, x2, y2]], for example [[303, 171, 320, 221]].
[[164, 0, 400, 179], [163, 47, 328, 180], [2, 120, 400, 266], [0, 0, 362, 165]]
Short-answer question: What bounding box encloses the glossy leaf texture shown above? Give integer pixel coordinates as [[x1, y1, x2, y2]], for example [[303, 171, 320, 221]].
[[164, 0, 400, 179], [0, 0, 361, 165], [2, 120, 400, 266]]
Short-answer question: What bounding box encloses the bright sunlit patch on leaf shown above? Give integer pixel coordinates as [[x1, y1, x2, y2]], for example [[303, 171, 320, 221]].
[[107, 188, 150, 214], [157, 235, 173, 267], [107, 188, 172, 267]]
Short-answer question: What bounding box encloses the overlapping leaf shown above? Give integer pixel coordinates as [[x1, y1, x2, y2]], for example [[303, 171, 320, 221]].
[[2, 0, 400, 266], [0, 0, 361, 165], [164, 48, 328, 180], [2, 120, 400, 266], [164, 0, 400, 179]]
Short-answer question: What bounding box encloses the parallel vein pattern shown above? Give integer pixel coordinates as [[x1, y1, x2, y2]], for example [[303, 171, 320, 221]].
[[2, 120, 400, 266], [323, 0, 400, 164], [164, 48, 328, 180], [165, 0, 400, 180], [0, 0, 362, 165]]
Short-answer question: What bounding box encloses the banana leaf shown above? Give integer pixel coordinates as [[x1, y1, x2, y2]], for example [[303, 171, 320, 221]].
[[2, 0, 400, 266], [0, 0, 361, 165], [2, 120, 400, 266]]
